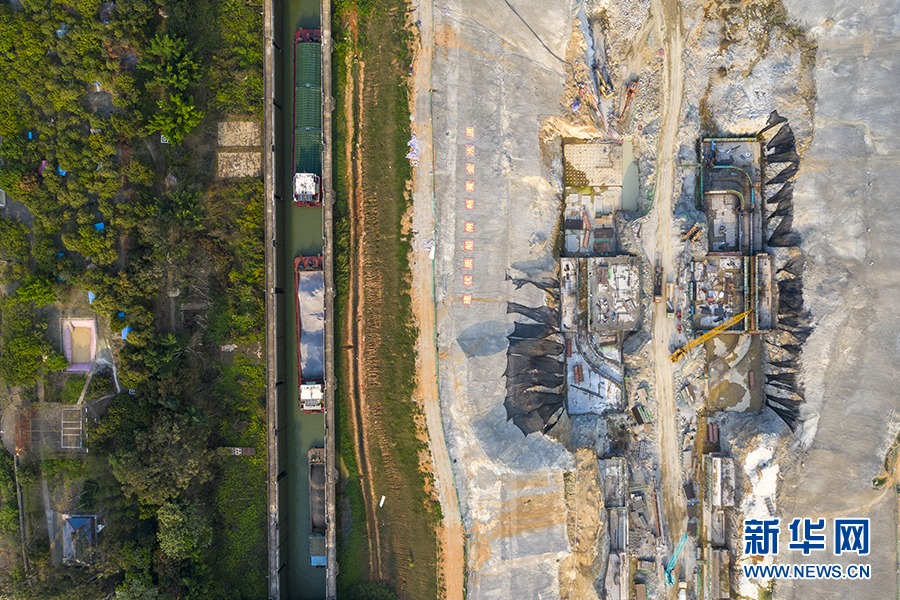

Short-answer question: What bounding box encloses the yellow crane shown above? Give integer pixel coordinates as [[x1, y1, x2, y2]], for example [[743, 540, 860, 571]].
[[669, 309, 753, 363]]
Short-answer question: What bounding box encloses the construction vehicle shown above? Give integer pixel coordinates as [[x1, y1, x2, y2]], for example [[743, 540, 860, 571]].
[[664, 533, 689, 586], [618, 79, 639, 120], [690, 227, 703, 242], [591, 22, 614, 99], [653, 263, 663, 303], [669, 309, 753, 363], [678, 580, 688, 600], [683, 223, 702, 242], [594, 64, 613, 98], [666, 282, 675, 317]]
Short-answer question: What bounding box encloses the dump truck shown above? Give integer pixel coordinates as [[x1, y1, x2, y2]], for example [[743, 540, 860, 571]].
[[666, 282, 675, 317], [653, 263, 663, 303]]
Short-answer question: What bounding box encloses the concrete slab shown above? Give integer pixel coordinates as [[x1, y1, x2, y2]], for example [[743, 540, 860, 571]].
[[217, 121, 262, 147], [217, 151, 262, 178]]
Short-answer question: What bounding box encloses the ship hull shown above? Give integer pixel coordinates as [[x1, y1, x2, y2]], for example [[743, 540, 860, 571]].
[[294, 256, 325, 413], [308, 448, 326, 567], [292, 29, 323, 207]]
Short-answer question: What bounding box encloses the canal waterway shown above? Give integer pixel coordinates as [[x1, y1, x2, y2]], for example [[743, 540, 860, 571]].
[[275, 0, 327, 597]]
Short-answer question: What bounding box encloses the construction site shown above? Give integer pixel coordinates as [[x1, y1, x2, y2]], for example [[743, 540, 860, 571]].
[[409, 0, 900, 597]]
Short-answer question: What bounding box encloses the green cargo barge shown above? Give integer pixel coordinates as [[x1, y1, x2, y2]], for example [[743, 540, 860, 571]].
[[293, 29, 323, 206]]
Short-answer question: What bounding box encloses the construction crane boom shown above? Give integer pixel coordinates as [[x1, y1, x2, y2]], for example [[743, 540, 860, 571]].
[[669, 309, 753, 363], [664, 533, 689, 586]]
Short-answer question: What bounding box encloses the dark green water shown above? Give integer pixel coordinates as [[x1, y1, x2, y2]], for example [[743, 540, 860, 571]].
[[275, 0, 327, 597]]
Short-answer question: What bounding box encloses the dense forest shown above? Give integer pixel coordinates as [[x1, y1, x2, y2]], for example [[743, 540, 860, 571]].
[[0, 0, 266, 598]]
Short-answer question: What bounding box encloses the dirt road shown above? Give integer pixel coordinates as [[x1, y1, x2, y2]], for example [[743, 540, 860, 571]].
[[648, 0, 686, 590], [410, 1, 466, 598], [341, 14, 384, 577]]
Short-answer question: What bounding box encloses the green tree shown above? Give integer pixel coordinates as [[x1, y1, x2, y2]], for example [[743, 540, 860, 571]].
[[145, 94, 203, 146], [140, 34, 200, 92], [108, 410, 213, 506], [0, 215, 30, 280], [158, 189, 204, 231], [88, 394, 153, 452], [123, 159, 155, 187], [61, 225, 117, 266], [142, 333, 183, 379], [156, 501, 211, 561], [0, 503, 18, 535], [0, 297, 65, 386], [115, 575, 159, 600], [96, 539, 153, 581], [16, 276, 57, 306], [44, 352, 69, 372]]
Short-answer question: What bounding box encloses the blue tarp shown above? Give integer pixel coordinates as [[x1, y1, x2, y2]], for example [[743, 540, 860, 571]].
[[57, 166, 67, 176], [121, 327, 132, 341], [57, 252, 64, 258], [87, 292, 95, 304], [117, 312, 125, 318], [94, 222, 105, 231]]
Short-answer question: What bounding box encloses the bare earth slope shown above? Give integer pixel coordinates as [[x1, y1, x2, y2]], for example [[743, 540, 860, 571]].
[[777, 0, 900, 596], [429, 0, 576, 596], [411, 0, 466, 596]]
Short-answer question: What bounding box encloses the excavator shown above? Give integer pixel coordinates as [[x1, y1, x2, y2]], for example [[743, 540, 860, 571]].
[[618, 79, 639, 120], [593, 64, 613, 98], [669, 309, 753, 363]]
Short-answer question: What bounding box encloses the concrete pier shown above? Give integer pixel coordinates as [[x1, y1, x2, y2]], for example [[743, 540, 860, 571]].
[[320, 0, 338, 595], [263, 0, 279, 596]]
